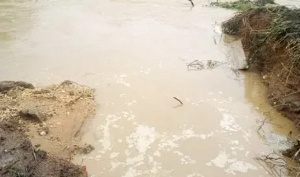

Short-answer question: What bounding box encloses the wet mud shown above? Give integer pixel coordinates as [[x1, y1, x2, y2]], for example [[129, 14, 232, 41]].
[[0, 118, 87, 177], [0, 81, 97, 177]]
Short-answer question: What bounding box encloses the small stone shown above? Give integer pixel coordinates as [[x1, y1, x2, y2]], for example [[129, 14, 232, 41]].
[[38, 127, 49, 136], [262, 75, 268, 80], [39, 131, 47, 136]]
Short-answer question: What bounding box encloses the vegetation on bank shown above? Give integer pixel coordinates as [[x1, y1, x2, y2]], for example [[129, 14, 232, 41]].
[[221, 3, 300, 123], [219, 1, 300, 172]]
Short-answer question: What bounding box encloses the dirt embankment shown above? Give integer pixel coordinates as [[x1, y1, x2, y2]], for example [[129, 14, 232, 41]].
[[0, 81, 97, 177], [222, 5, 300, 159]]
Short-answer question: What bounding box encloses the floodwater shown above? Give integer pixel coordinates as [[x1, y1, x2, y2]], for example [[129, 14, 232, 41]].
[[0, 0, 299, 176]]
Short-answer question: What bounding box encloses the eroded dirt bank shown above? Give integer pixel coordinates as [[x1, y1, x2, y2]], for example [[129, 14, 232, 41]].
[[222, 5, 300, 160], [223, 5, 300, 123], [0, 81, 96, 177]]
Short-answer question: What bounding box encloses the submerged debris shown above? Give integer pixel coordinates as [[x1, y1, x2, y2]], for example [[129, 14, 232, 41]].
[[187, 60, 225, 71], [255, 152, 299, 177], [72, 144, 95, 155], [283, 141, 300, 159]]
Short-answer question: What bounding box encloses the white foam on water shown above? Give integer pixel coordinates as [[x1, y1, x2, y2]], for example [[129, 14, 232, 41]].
[[110, 124, 213, 177], [220, 113, 241, 132], [122, 111, 135, 121], [158, 126, 207, 151], [110, 161, 122, 171], [242, 129, 252, 142], [211, 151, 228, 168], [230, 140, 244, 151], [126, 100, 137, 106], [126, 125, 158, 154], [186, 173, 204, 177], [139, 67, 151, 74], [266, 133, 293, 152], [94, 112, 259, 177], [97, 114, 122, 153], [200, 134, 206, 140], [116, 74, 131, 87], [225, 161, 257, 175], [110, 152, 120, 159], [180, 155, 196, 165], [209, 150, 258, 175], [153, 151, 161, 157], [121, 167, 142, 177]]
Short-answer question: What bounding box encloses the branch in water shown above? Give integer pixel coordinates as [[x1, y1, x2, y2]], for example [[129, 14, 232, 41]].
[[188, 0, 195, 6], [173, 97, 183, 105]]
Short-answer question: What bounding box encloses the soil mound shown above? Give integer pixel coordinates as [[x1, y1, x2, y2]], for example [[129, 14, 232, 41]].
[[0, 80, 97, 177]]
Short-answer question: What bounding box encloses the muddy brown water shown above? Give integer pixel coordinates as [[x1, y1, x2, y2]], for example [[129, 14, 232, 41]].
[[0, 0, 299, 176]]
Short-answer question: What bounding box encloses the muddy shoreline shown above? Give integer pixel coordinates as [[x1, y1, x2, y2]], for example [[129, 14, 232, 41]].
[[0, 81, 96, 177], [222, 4, 300, 161]]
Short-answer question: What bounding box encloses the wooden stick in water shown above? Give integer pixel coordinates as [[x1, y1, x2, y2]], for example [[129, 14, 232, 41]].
[[173, 97, 183, 105], [188, 0, 195, 6]]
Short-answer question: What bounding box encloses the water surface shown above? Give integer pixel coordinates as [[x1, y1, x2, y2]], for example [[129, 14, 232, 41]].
[[0, 0, 298, 176]]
